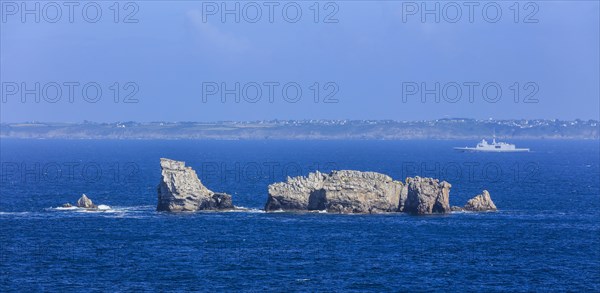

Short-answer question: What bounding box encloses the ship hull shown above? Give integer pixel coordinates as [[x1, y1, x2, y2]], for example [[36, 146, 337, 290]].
[[453, 147, 530, 152]]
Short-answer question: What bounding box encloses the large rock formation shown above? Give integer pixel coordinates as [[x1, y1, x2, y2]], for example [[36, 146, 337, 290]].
[[157, 158, 233, 212], [266, 170, 404, 213], [401, 177, 451, 214], [322, 170, 404, 213], [266, 171, 452, 214], [463, 190, 497, 211]]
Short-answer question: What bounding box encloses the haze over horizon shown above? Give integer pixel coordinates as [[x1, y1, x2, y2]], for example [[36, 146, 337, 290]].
[[1, 1, 599, 122], [3, 117, 600, 125]]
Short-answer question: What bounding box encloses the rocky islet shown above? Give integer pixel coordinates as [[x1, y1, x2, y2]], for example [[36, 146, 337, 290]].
[[157, 158, 497, 214]]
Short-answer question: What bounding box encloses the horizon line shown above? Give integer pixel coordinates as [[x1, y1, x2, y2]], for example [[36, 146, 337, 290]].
[[2, 118, 600, 124]]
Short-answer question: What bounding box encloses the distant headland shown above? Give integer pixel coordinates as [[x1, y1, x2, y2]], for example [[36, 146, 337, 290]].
[[1, 118, 598, 140]]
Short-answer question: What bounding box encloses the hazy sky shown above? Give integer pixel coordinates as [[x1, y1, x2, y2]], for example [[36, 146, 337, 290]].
[[1, 1, 599, 122]]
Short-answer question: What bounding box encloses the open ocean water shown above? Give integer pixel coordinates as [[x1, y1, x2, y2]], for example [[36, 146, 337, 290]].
[[0, 139, 599, 292]]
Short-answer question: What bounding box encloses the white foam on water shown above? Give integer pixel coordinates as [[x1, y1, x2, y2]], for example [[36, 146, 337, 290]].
[[0, 211, 31, 216], [40, 204, 155, 218], [229, 206, 265, 213], [54, 206, 78, 211]]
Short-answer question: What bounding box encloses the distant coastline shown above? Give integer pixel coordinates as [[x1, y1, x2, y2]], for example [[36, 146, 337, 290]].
[[1, 119, 598, 140]]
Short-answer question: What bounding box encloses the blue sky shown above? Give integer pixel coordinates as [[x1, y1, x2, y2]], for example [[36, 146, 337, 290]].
[[1, 1, 599, 122]]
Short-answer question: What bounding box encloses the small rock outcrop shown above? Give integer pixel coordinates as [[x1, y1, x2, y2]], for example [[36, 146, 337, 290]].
[[157, 158, 233, 212], [450, 206, 464, 212], [266, 171, 452, 214], [401, 177, 451, 214], [76, 194, 97, 209], [463, 190, 497, 211]]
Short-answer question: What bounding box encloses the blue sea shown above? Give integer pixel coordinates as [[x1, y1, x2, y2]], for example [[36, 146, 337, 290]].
[[1, 139, 599, 292]]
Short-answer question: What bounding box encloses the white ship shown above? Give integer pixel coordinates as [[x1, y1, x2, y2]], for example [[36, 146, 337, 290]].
[[454, 137, 529, 152]]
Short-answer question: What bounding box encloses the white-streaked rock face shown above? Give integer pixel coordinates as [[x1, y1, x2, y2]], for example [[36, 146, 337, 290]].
[[464, 190, 497, 211], [402, 177, 451, 214], [76, 194, 96, 209], [266, 171, 328, 211], [157, 158, 233, 212], [266, 170, 408, 214], [266, 172, 457, 214], [321, 170, 404, 213]]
